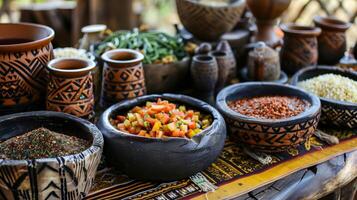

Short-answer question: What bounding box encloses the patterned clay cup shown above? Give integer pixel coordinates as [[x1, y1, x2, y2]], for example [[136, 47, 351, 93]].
[[216, 40, 237, 81], [280, 24, 321, 75], [0, 23, 54, 115], [313, 16, 351, 65], [100, 49, 146, 108], [209, 50, 230, 93], [46, 58, 96, 120], [0, 111, 103, 200], [190, 55, 218, 105]]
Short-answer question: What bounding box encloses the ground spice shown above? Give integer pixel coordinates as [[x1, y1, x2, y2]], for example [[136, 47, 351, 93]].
[[228, 96, 310, 120], [0, 127, 90, 160]]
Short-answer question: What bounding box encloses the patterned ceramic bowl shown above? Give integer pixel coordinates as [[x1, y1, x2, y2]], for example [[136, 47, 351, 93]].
[[97, 94, 226, 181], [291, 66, 357, 128], [0, 111, 103, 200], [216, 82, 321, 152]]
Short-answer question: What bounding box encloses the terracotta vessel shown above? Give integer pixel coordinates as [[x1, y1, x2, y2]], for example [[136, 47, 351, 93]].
[[0, 23, 54, 115], [247, 42, 280, 81], [190, 55, 218, 105], [176, 0, 245, 41], [209, 50, 229, 92], [79, 24, 107, 51], [101, 49, 146, 107], [0, 111, 103, 200], [46, 58, 95, 120], [313, 16, 351, 65], [246, 0, 291, 46], [280, 24, 321, 74], [216, 40, 237, 81]]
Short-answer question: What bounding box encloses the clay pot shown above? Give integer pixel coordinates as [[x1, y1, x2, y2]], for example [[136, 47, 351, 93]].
[[216, 40, 237, 81], [79, 24, 107, 51], [176, 0, 246, 41], [246, 0, 291, 45], [195, 42, 212, 55], [190, 55, 218, 105], [101, 49, 146, 108], [209, 50, 229, 92], [280, 24, 321, 74], [247, 42, 280, 81], [0, 111, 103, 200], [0, 23, 54, 115], [46, 58, 96, 120], [313, 16, 351, 65]]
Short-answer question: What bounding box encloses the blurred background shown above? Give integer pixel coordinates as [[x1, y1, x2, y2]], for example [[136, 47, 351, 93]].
[[0, 0, 355, 47]]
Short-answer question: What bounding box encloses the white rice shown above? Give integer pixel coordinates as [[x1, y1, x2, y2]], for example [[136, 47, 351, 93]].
[[54, 48, 91, 60], [297, 73, 357, 103]]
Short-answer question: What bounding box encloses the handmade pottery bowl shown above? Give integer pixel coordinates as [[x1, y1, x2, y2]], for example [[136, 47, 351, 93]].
[[291, 66, 357, 128], [97, 94, 226, 181], [0, 111, 103, 200], [216, 82, 321, 152], [0, 23, 54, 115], [176, 0, 245, 41], [144, 57, 190, 93]]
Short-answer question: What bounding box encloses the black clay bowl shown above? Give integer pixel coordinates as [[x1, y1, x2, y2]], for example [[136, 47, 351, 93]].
[[216, 82, 321, 152], [97, 94, 226, 181], [0, 111, 103, 200], [291, 66, 357, 128]]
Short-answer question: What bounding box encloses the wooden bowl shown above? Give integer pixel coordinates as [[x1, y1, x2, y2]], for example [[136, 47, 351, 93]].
[[291, 66, 357, 128], [0, 111, 103, 200], [97, 94, 226, 181], [176, 0, 245, 41], [144, 57, 190, 93], [216, 82, 321, 152]]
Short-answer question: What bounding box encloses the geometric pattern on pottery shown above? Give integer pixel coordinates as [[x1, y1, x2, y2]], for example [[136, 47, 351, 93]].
[[227, 113, 320, 152], [0, 44, 52, 108], [0, 146, 102, 200], [319, 31, 345, 50], [102, 65, 146, 104], [281, 36, 318, 73], [47, 75, 94, 119], [320, 104, 357, 128]]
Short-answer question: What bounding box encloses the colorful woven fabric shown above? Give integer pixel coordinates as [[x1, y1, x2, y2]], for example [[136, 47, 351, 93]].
[[86, 128, 356, 200]]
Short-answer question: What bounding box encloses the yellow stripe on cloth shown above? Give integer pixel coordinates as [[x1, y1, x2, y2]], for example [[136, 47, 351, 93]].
[[193, 137, 357, 200]]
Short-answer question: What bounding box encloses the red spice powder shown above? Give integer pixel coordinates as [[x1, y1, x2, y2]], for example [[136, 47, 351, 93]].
[[228, 96, 310, 120]]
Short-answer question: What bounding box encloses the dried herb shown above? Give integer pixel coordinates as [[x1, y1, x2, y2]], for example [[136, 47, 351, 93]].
[[0, 128, 90, 160]]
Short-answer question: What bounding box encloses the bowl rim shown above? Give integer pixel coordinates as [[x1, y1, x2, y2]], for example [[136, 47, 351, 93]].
[[216, 82, 321, 125], [183, 0, 245, 8], [290, 66, 357, 108], [0, 22, 55, 52], [0, 111, 103, 165], [99, 93, 223, 143], [47, 57, 96, 74]]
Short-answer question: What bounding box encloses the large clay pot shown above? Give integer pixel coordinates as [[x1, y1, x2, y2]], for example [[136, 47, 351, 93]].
[[46, 58, 96, 120], [0, 23, 54, 115], [176, 0, 245, 41], [190, 55, 218, 105], [280, 24, 321, 74], [246, 0, 291, 45], [313, 16, 351, 65], [100, 49, 146, 108]]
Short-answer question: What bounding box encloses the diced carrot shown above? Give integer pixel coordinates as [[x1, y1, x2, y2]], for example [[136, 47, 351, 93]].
[[116, 115, 126, 122]]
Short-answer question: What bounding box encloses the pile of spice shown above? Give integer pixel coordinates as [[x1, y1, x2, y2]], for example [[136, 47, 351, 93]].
[[298, 74, 357, 103], [0, 128, 90, 160], [228, 96, 310, 120], [110, 99, 212, 138]]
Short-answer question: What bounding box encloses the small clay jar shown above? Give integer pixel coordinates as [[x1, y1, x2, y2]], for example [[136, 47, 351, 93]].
[[209, 50, 229, 93], [195, 42, 212, 55], [190, 55, 218, 105], [313, 16, 351, 65], [280, 24, 321, 74], [216, 40, 237, 81], [46, 58, 96, 120], [101, 49, 146, 108], [247, 42, 280, 81]]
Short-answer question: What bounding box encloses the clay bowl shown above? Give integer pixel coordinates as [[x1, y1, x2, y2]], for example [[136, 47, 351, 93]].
[[239, 67, 288, 84], [216, 82, 321, 152], [0, 111, 103, 200], [0, 23, 54, 115], [176, 0, 246, 41], [291, 66, 357, 128], [97, 94, 226, 181], [144, 57, 190, 93]]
